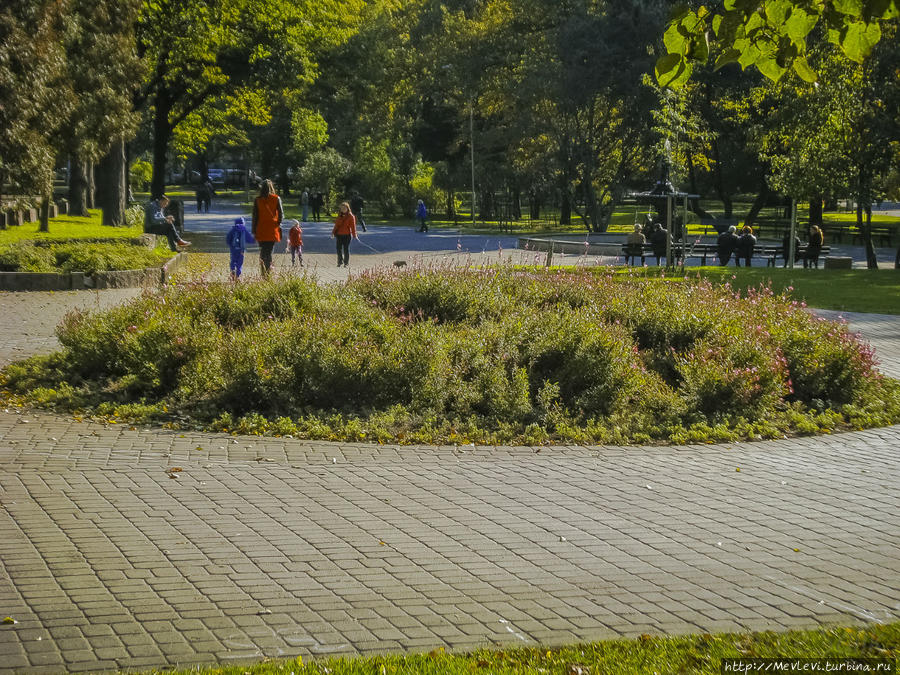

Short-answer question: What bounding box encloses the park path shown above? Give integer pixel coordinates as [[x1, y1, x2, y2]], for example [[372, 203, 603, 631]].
[[0, 204, 898, 673]]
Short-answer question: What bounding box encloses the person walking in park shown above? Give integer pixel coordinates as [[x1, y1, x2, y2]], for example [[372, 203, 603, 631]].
[[252, 179, 284, 278], [286, 219, 303, 266], [350, 190, 367, 232], [804, 225, 824, 268], [226, 216, 254, 281], [311, 190, 323, 222], [332, 201, 358, 267], [415, 199, 429, 232], [144, 194, 191, 251], [717, 225, 739, 266], [649, 222, 670, 266], [300, 188, 309, 222], [624, 223, 646, 266], [194, 182, 207, 213], [735, 225, 757, 267], [203, 178, 215, 213]]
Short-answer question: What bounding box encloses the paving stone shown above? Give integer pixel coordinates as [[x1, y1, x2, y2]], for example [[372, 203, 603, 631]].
[[0, 272, 898, 673]]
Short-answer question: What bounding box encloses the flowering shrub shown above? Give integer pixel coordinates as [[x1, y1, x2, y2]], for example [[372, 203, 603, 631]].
[[4, 266, 898, 445]]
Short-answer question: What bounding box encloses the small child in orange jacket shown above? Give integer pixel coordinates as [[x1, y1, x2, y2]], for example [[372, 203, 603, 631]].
[[285, 219, 302, 266]]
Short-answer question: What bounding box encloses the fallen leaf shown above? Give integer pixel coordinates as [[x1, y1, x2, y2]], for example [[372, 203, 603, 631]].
[[166, 467, 182, 473], [2, 617, 16, 624]]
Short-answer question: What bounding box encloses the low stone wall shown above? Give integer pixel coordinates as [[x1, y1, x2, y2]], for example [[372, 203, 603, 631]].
[[0, 253, 186, 291], [823, 256, 853, 269]]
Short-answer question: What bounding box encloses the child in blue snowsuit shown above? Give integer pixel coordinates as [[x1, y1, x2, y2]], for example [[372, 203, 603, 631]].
[[415, 199, 428, 232], [226, 216, 255, 280]]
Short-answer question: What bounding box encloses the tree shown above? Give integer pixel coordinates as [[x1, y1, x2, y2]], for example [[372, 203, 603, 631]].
[[137, 0, 364, 197], [0, 1, 70, 209], [752, 30, 899, 268], [657, 1, 899, 87], [61, 0, 142, 222]]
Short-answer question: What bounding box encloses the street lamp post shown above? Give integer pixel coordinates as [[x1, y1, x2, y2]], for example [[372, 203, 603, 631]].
[[470, 100, 476, 228]]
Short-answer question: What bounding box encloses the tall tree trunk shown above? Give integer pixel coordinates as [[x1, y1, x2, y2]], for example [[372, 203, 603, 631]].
[[86, 161, 95, 209], [39, 195, 51, 233], [529, 190, 540, 220], [511, 185, 521, 221], [446, 190, 454, 219], [686, 154, 712, 219], [809, 195, 823, 227], [479, 189, 494, 221], [68, 156, 90, 217], [743, 179, 770, 231], [857, 198, 879, 269], [150, 93, 172, 198], [711, 139, 732, 219], [559, 188, 571, 226], [97, 138, 128, 226]]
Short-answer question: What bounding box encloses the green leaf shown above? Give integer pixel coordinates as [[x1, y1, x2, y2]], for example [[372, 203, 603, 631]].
[[737, 42, 761, 69], [833, 0, 865, 17], [756, 54, 788, 81], [664, 22, 690, 56], [792, 55, 818, 82], [655, 54, 693, 88], [765, 0, 790, 26], [713, 48, 741, 70], [655, 53, 681, 80], [784, 7, 819, 46], [688, 33, 710, 62], [841, 20, 882, 61]]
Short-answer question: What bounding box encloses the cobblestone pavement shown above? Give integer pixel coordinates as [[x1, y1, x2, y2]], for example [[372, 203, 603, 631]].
[[0, 205, 898, 673]]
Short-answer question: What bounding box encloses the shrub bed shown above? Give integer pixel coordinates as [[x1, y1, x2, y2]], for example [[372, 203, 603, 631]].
[[0, 241, 173, 274], [3, 267, 899, 445]]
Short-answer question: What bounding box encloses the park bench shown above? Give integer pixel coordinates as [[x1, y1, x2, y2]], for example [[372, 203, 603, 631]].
[[622, 242, 830, 267]]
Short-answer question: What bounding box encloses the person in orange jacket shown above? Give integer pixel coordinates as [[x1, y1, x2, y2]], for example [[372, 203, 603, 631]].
[[251, 179, 283, 277], [331, 201, 358, 267], [286, 219, 303, 266]]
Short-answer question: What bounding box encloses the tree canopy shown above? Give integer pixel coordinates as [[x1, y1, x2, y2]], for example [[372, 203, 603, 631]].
[[657, 0, 900, 87]]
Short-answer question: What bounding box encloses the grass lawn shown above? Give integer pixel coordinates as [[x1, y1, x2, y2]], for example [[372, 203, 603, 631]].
[[135, 622, 899, 674], [0, 209, 142, 244], [610, 266, 900, 315]]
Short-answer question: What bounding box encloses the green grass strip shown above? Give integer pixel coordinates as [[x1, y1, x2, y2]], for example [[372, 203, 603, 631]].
[[137, 622, 899, 674], [0, 209, 142, 244]]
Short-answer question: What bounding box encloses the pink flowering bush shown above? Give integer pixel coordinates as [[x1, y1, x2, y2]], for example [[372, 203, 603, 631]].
[[4, 266, 898, 445]]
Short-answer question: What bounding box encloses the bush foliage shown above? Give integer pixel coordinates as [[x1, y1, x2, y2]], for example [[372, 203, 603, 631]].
[[4, 267, 899, 445], [0, 240, 172, 274]]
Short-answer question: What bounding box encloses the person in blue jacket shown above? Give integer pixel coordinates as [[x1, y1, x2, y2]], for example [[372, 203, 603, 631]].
[[226, 216, 255, 281], [415, 199, 428, 232]]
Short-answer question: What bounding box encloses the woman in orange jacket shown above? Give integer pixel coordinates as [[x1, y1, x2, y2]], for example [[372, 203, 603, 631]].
[[252, 179, 284, 277], [331, 201, 358, 267]]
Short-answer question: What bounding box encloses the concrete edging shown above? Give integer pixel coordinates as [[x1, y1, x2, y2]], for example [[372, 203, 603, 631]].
[[0, 252, 187, 291]]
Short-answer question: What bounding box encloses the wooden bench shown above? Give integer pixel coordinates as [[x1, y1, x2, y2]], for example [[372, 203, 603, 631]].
[[622, 242, 831, 267]]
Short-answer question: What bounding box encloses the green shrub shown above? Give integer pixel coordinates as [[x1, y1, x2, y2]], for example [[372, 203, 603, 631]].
[[0, 243, 56, 272], [6, 267, 899, 445], [0, 241, 171, 274]]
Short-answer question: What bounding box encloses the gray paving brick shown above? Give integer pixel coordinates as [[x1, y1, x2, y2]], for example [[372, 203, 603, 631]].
[[1, 300, 899, 673]]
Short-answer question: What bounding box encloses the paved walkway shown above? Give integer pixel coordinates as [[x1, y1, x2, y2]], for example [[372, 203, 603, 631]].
[[0, 205, 898, 673]]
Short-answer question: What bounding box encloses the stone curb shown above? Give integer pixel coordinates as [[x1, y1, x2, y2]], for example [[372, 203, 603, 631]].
[[0, 252, 187, 291]]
